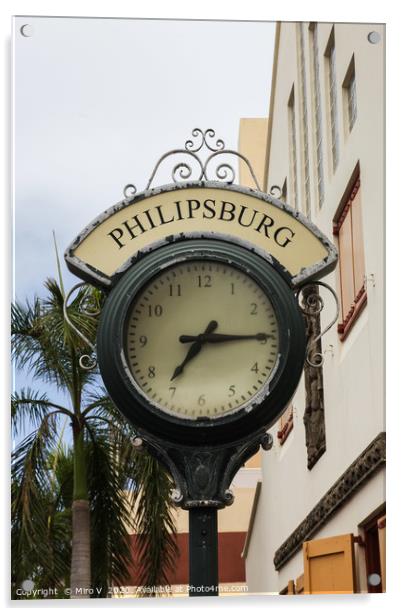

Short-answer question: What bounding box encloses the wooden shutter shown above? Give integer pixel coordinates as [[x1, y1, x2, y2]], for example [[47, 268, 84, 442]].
[[303, 533, 356, 594], [377, 516, 386, 592], [287, 580, 295, 594], [338, 210, 355, 321], [351, 185, 365, 295], [277, 404, 294, 445], [295, 573, 304, 594]]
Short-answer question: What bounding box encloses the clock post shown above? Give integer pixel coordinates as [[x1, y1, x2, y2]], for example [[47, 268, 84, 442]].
[[64, 129, 339, 598], [189, 507, 218, 596]]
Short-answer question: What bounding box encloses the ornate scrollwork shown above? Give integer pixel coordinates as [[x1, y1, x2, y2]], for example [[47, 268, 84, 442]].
[[269, 185, 283, 199], [63, 283, 98, 371], [296, 281, 340, 368], [123, 183, 137, 204], [185, 128, 225, 153], [145, 128, 261, 191]]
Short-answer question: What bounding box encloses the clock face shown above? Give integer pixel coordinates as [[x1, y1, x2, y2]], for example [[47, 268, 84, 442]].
[[125, 260, 280, 420]]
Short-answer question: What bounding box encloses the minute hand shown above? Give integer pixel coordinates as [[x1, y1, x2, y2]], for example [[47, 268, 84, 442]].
[[179, 333, 272, 343]]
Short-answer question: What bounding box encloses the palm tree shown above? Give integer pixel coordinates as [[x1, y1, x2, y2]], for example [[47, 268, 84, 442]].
[[12, 277, 178, 598], [11, 440, 73, 598]]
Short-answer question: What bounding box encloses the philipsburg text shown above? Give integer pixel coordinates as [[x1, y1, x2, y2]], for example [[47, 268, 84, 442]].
[[108, 198, 295, 250]]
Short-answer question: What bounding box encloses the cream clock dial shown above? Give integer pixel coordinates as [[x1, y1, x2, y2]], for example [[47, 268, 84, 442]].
[[125, 261, 279, 420]]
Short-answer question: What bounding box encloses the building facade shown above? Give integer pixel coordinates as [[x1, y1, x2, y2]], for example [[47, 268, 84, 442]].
[[241, 21, 385, 594]]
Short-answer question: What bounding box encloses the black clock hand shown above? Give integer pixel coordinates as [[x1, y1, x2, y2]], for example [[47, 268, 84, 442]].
[[179, 332, 273, 343], [170, 320, 218, 381]]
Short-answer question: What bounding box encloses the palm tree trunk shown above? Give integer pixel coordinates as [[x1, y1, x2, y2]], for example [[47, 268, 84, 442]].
[[70, 428, 91, 599]]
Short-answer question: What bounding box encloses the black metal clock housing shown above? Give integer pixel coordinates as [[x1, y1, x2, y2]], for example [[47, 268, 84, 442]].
[[97, 239, 306, 448]]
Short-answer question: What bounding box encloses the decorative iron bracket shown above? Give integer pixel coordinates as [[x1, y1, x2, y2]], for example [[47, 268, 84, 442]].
[[296, 281, 340, 368], [122, 127, 261, 199], [63, 283, 100, 370]]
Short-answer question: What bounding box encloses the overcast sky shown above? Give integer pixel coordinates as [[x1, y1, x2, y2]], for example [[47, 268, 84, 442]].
[[14, 16, 275, 300], [13, 16, 275, 415]]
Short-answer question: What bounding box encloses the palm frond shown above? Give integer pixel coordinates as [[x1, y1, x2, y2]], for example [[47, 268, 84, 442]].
[[11, 438, 73, 598], [12, 279, 101, 400], [11, 416, 69, 594], [131, 453, 179, 596], [11, 388, 73, 436]]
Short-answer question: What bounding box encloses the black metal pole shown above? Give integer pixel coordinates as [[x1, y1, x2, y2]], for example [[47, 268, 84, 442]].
[[188, 507, 219, 597]]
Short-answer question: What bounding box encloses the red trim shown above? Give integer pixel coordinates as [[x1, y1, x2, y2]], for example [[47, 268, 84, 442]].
[[333, 178, 361, 235], [377, 517, 386, 530], [277, 411, 294, 445], [337, 287, 367, 340]]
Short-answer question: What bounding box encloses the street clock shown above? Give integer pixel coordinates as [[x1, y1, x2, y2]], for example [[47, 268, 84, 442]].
[[65, 129, 339, 596], [97, 239, 306, 446]]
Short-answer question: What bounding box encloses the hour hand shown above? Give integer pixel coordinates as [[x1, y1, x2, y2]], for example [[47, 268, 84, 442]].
[[170, 320, 218, 381]]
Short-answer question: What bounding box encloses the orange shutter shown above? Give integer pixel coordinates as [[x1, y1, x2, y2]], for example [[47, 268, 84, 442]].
[[287, 580, 295, 594], [303, 533, 356, 594], [295, 573, 304, 594], [338, 210, 355, 321], [351, 185, 365, 295], [377, 516, 386, 592]]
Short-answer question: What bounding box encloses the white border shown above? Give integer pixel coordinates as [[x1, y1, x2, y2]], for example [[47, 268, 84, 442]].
[[3, 2, 399, 614]]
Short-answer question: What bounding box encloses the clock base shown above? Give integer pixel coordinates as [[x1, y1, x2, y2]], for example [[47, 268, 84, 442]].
[[135, 428, 273, 510]]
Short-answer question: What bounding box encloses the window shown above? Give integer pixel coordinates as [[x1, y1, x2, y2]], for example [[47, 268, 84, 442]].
[[360, 509, 386, 593], [309, 22, 325, 208], [288, 87, 299, 210], [325, 29, 340, 171], [343, 56, 357, 132], [333, 175, 367, 339], [297, 23, 311, 217]]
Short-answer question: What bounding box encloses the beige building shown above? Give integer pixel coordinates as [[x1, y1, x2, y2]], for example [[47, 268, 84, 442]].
[[240, 21, 385, 594]]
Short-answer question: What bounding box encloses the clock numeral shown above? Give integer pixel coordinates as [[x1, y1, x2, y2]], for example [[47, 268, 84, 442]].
[[148, 366, 156, 378], [197, 275, 212, 288], [197, 394, 206, 406], [169, 387, 176, 398], [230, 282, 235, 295], [139, 335, 147, 347], [251, 362, 259, 374], [148, 304, 163, 317], [250, 303, 258, 315], [228, 385, 236, 397], [169, 284, 181, 297]]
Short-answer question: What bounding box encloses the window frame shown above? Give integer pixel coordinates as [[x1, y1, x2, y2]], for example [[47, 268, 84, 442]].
[[342, 56, 357, 133], [325, 28, 340, 173]]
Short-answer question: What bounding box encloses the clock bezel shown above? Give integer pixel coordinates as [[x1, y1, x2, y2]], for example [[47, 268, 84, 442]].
[[97, 239, 306, 446]]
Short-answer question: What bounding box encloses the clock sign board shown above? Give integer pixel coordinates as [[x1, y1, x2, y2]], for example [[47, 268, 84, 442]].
[[66, 182, 337, 291]]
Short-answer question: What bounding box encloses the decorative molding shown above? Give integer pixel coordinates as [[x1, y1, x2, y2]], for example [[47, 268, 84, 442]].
[[273, 432, 386, 570], [301, 285, 326, 469]]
